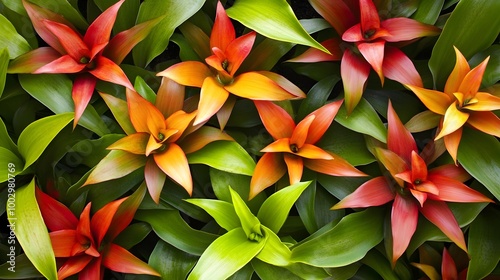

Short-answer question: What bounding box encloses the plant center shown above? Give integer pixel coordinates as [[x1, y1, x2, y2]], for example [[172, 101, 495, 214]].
[[158, 133, 165, 141], [363, 29, 376, 39], [290, 144, 299, 153], [80, 56, 90, 64]]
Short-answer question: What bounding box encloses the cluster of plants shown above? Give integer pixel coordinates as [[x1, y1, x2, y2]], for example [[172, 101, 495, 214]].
[[0, 0, 499, 279]]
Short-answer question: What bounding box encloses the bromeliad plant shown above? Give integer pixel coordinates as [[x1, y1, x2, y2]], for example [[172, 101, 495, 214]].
[[1, 0, 500, 279]]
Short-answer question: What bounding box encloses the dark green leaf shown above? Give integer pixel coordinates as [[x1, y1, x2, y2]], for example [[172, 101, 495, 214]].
[[469, 44, 500, 87], [134, 76, 156, 103], [133, 0, 205, 67], [149, 240, 198, 280], [114, 222, 152, 250], [252, 259, 302, 280], [135, 209, 218, 256], [412, 0, 444, 24], [93, 0, 140, 33], [0, 117, 18, 155], [362, 250, 400, 280], [0, 254, 43, 279], [459, 128, 500, 201], [335, 98, 387, 143], [297, 76, 340, 120], [429, 0, 500, 89], [467, 207, 500, 280], [28, 0, 88, 30], [291, 208, 385, 267]]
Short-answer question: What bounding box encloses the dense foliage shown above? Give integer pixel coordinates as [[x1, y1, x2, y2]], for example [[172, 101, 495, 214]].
[[0, 0, 499, 279]]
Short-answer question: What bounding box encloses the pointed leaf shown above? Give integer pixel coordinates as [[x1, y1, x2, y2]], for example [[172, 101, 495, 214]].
[[148, 240, 198, 280], [429, 0, 500, 88], [132, 0, 205, 67], [27, 0, 88, 30], [135, 209, 218, 256], [0, 48, 8, 98], [467, 207, 500, 280], [8, 178, 57, 280], [229, 187, 262, 239], [257, 181, 311, 233], [335, 98, 387, 143], [83, 150, 146, 186], [17, 113, 73, 170], [187, 141, 256, 176], [291, 207, 385, 267], [0, 148, 23, 182], [0, 14, 31, 59], [102, 244, 159, 276], [412, 0, 444, 24], [226, 0, 328, 53], [187, 227, 266, 280], [99, 92, 135, 135], [458, 127, 500, 201], [256, 226, 292, 266], [19, 74, 110, 136], [186, 199, 240, 231]]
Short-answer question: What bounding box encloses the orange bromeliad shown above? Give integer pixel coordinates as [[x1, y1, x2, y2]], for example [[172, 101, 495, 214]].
[[35, 186, 159, 280], [406, 46, 500, 163], [157, 1, 305, 129], [332, 101, 492, 264], [85, 78, 233, 203], [250, 100, 366, 199], [288, 0, 440, 113]]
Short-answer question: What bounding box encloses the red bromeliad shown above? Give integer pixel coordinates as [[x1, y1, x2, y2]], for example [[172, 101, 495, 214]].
[[157, 1, 305, 129], [406, 46, 500, 163], [35, 185, 159, 280], [288, 0, 440, 113], [8, 0, 160, 127], [249, 100, 366, 199], [331, 101, 492, 264]]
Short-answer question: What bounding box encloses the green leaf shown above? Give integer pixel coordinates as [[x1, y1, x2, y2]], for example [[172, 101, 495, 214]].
[[187, 227, 267, 280], [407, 201, 488, 254], [19, 74, 110, 136], [0, 254, 43, 279], [291, 207, 385, 267], [257, 181, 311, 233], [8, 178, 57, 280], [0, 48, 8, 98], [28, 0, 88, 30], [469, 45, 500, 87], [186, 199, 240, 231], [335, 98, 387, 143], [93, 0, 140, 33], [318, 123, 375, 166], [17, 113, 73, 171], [135, 209, 218, 256], [429, 0, 500, 89], [256, 226, 292, 267], [114, 222, 152, 250], [100, 92, 135, 135], [133, 0, 204, 67], [0, 117, 18, 155], [149, 240, 198, 280], [187, 141, 256, 176], [134, 76, 156, 103], [412, 0, 444, 24], [458, 128, 500, 201], [252, 259, 302, 280], [83, 150, 146, 186], [239, 38, 294, 73], [467, 207, 500, 280], [297, 76, 341, 120], [226, 0, 327, 53], [361, 250, 400, 280], [0, 14, 31, 59], [0, 148, 23, 182], [229, 187, 262, 240]]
